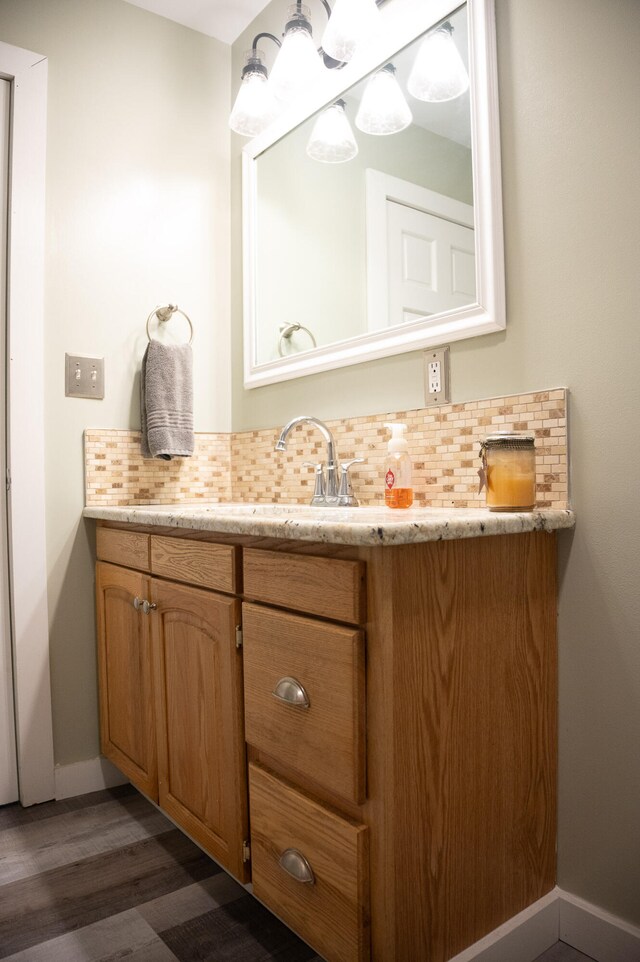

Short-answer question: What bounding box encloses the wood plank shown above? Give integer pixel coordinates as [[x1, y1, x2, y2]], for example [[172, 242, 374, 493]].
[[0, 784, 135, 832], [243, 548, 366, 625], [137, 873, 246, 933], [1, 909, 181, 962], [0, 794, 171, 886], [160, 893, 319, 962], [0, 829, 219, 958], [150, 536, 238, 594], [249, 763, 370, 962], [96, 526, 149, 570], [243, 603, 366, 805]]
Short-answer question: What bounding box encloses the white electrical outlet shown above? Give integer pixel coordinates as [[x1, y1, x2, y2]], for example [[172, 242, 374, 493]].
[[428, 360, 442, 394], [424, 346, 450, 405]]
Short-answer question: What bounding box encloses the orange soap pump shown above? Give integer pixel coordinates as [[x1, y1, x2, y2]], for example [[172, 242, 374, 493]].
[[384, 422, 414, 509]]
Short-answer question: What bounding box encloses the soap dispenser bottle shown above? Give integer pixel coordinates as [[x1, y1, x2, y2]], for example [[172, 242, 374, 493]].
[[384, 422, 414, 509]]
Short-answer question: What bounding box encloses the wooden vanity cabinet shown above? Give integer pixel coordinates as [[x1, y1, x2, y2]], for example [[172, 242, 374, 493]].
[[95, 522, 558, 962], [95, 526, 249, 882]]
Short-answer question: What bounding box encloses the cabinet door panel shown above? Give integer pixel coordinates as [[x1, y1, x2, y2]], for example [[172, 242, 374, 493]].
[[96, 562, 157, 800], [152, 579, 248, 881]]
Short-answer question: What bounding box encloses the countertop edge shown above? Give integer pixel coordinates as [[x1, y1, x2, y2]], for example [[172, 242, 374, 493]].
[[83, 505, 576, 547]]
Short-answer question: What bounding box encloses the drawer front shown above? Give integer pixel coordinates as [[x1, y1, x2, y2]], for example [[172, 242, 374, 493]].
[[96, 526, 150, 571], [151, 536, 237, 593], [249, 763, 370, 962], [243, 548, 365, 624], [243, 602, 366, 805]]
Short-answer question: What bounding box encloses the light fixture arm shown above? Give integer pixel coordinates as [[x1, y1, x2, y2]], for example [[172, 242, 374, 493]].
[[251, 32, 282, 55]]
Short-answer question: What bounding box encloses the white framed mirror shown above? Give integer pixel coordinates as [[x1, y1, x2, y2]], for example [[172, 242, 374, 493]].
[[242, 0, 504, 388]]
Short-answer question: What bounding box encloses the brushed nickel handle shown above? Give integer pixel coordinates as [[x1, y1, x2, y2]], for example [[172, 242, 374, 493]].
[[133, 596, 142, 611], [272, 676, 310, 709], [278, 848, 315, 885], [142, 600, 157, 615]]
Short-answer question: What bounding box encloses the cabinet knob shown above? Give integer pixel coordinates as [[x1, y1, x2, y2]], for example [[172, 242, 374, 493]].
[[278, 848, 315, 885], [142, 600, 157, 615], [272, 676, 310, 709], [133, 596, 142, 610]]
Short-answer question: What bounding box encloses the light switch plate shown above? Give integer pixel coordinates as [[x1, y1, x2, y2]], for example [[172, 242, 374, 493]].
[[65, 354, 105, 399]]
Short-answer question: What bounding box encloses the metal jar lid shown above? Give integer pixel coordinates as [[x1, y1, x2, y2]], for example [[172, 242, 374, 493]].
[[481, 432, 535, 450]]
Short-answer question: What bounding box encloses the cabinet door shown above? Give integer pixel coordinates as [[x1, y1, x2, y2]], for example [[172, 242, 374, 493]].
[[151, 579, 249, 882], [96, 562, 157, 800]]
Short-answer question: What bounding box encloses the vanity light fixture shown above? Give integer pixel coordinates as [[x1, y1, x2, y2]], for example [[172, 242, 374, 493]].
[[229, 34, 282, 137], [407, 21, 469, 103], [269, 3, 325, 104], [321, 0, 381, 63], [306, 99, 358, 163], [229, 0, 389, 136], [355, 63, 412, 135]]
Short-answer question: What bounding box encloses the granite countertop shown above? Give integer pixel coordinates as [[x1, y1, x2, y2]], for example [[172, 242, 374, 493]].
[[83, 502, 575, 547]]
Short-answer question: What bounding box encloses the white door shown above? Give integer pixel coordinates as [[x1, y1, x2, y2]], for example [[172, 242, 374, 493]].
[[0, 78, 18, 805], [387, 199, 476, 325]]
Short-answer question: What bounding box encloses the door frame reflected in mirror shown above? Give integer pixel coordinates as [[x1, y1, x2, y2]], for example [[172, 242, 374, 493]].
[[242, 0, 504, 389]]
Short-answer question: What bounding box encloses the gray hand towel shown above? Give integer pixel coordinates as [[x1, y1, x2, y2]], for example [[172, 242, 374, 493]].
[[141, 339, 194, 460]]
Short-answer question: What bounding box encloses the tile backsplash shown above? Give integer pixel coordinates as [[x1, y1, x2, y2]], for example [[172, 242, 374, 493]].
[[84, 431, 231, 507], [85, 388, 568, 509]]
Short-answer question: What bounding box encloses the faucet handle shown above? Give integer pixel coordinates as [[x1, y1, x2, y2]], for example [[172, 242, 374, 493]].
[[338, 458, 364, 506], [302, 461, 326, 505]]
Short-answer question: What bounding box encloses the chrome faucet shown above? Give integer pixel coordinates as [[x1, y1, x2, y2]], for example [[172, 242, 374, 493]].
[[275, 415, 362, 507]]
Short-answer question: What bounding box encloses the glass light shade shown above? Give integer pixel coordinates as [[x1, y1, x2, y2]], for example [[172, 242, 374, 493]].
[[407, 25, 470, 102], [307, 101, 358, 163], [321, 0, 381, 63], [229, 60, 280, 137], [355, 65, 412, 135], [269, 6, 324, 104]]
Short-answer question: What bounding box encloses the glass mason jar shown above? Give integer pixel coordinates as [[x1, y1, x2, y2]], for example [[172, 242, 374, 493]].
[[479, 433, 536, 511]]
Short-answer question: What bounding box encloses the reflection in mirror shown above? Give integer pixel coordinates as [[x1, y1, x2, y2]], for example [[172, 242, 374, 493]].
[[243, 0, 504, 387], [255, 6, 472, 365]]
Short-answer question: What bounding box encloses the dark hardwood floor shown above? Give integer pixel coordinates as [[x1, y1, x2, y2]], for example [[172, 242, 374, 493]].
[[0, 784, 595, 962], [0, 784, 320, 961]]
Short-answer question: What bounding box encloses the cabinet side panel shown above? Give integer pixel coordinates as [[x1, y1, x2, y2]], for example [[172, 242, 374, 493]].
[[390, 532, 557, 961]]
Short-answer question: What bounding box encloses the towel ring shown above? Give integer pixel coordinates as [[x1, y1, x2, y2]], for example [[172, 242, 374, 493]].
[[278, 322, 317, 357], [146, 304, 194, 344]]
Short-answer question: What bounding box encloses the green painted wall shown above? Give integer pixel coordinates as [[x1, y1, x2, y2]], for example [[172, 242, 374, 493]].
[[231, 0, 640, 928]]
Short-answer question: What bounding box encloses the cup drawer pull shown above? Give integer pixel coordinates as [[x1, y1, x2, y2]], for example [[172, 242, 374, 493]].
[[278, 847, 315, 885], [272, 676, 310, 709]]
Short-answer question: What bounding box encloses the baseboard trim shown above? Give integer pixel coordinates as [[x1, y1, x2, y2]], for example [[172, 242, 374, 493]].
[[447, 890, 558, 962], [558, 889, 640, 962], [446, 887, 640, 962], [54, 756, 129, 799]]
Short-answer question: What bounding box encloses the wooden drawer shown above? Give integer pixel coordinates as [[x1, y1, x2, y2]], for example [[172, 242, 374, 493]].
[[243, 548, 365, 624], [243, 602, 365, 805], [249, 762, 370, 962], [151, 535, 237, 594], [96, 526, 149, 571]]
